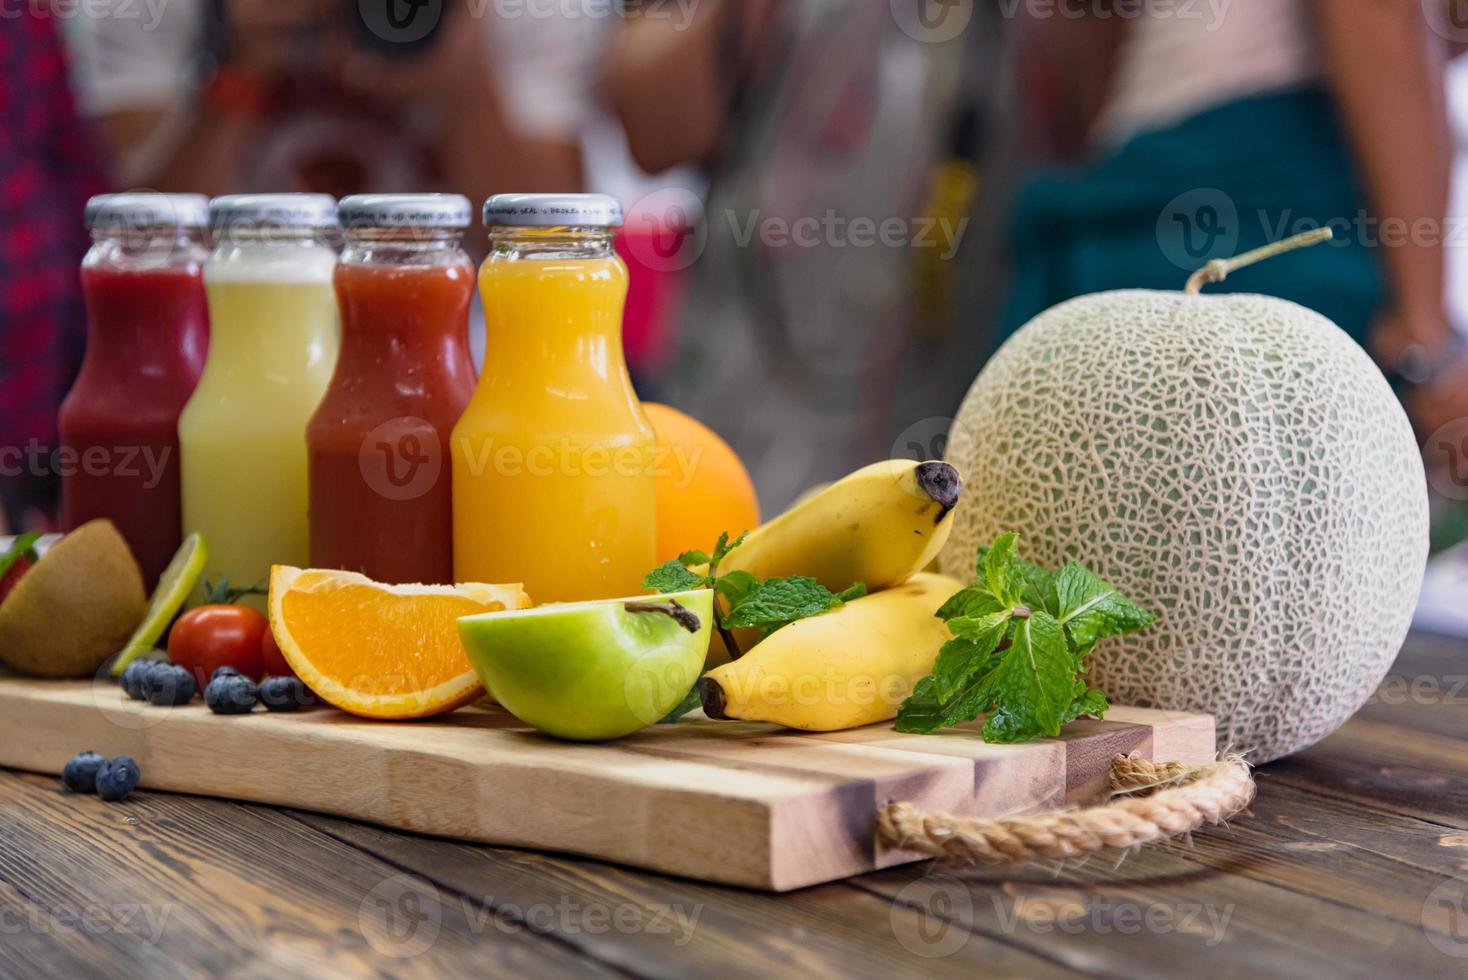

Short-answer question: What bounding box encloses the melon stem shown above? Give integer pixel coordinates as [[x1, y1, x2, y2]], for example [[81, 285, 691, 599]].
[[1183, 227, 1334, 295]]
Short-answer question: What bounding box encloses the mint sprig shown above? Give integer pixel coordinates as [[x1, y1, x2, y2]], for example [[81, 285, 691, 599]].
[[896, 532, 1154, 744], [642, 531, 865, 659]]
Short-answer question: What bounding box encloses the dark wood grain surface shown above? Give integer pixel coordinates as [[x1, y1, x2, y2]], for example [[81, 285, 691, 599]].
[[3, 631, 1467, 979]]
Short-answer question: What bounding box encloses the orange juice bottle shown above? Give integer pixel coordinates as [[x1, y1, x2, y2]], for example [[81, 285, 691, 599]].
[[452, 194, 656, 602]]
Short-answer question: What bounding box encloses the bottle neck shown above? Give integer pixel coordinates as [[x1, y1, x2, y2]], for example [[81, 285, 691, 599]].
[[342, 227, 468, 267], [488, 227, 617, 261], [85, 229, 208, 273], [476, 232, 633, 413]]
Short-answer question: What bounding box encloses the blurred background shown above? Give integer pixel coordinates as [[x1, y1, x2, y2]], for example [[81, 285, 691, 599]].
[[5, 0, 1468, 561]]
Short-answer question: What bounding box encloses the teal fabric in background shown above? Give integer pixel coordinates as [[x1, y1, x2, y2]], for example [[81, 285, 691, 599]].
[[1000, 89, 1386, 350]]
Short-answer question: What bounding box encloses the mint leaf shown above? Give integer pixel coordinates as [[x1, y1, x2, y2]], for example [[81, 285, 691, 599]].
[[978, 612, 1073, 743], [724, 576, 841, 632], [935, 585, 1006, 621], [896, 532, 1150, 744], [933, 611, 1009, 702], [678, 549, 711, 566], [982, 531, 1020, 604], [892, 676, 948, 734], [1054, 564, 1155, 648], [643, 560, 706, 594], [709, 530, 748, 570], [713, 569, 759, 611], [1061, 686, 1109, 725], [835, 582, 868, 603], [977, 543, 1060, 614]]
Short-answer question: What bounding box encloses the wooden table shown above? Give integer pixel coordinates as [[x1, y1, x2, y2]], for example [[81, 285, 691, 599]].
[[3, 631, 1467, 979]]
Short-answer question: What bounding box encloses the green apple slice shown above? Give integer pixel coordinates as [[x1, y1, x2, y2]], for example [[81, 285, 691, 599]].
[[110, 533, 207, 676], [457, 589, 714, 741]]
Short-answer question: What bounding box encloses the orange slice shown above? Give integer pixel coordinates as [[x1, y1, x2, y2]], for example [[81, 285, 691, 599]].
[[268, 566, 531, 720]]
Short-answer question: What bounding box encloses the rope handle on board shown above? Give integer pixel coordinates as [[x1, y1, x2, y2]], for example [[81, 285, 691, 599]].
[[877, 753, 1255, 864]]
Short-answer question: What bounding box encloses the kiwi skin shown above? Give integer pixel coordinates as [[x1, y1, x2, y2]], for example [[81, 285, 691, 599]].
[[0, 520, 147, 678]]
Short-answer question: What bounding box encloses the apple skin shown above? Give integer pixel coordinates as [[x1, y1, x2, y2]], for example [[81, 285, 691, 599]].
[[457, 589, 713, 741]]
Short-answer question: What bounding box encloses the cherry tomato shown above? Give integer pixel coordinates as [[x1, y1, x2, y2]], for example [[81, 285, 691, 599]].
[[259, 625, 295, 678], [168, 605, 266, 688]]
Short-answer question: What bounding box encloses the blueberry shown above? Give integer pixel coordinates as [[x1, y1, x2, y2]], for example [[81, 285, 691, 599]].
[[204, 673, 258, 715], [120, 660, 150, 700], [258, 676, 312, 712], [144, 664, 197, 706], [61, 751, 106, 793], [95, 757, 140, 802], [210, 665, 242, 683]]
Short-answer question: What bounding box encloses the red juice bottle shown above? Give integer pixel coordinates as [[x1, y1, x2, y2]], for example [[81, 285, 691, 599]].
[[59, 194, 209, 588], [306, 194, 476, 583]]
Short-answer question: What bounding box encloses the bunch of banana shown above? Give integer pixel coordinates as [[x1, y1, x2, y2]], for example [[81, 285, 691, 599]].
[[697, 460, 965, 730], [699, 573, 963, 731]]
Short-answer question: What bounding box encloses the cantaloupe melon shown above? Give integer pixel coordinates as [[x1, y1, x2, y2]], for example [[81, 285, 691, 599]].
[[941, 232, 1428, 762]]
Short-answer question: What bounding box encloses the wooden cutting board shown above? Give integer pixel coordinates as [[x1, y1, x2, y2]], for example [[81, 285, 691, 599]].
[[0, 677, 1214, 891]]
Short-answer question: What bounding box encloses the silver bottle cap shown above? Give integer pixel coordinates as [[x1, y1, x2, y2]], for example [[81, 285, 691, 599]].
[[210, 194, 339, 230], [85, 193, 210, 230], [339, 193, 472, 230], [482, 193, 623, 229]]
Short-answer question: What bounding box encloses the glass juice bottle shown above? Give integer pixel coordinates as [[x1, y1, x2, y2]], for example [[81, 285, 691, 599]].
[[179, 194, 339, 607], [452, 194, 656, 602], [59, 194, 210, 589], [307, 194, 476, 584]]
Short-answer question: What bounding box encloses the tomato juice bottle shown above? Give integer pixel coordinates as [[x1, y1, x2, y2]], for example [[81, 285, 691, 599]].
[[307, 194, 476, 584], [452, 194, 657, 602], [179, 194, 339, 608], [59, 194, 210, 588]]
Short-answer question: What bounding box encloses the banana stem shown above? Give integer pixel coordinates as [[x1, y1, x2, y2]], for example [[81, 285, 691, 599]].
[[1183, 227, 1334, 295]]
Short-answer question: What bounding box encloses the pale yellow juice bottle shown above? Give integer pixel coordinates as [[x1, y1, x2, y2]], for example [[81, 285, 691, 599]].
[[452, 194, 656, 602], [180, 195, 339, 607]]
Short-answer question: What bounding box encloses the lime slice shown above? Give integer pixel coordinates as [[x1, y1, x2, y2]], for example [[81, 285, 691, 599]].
[[110, 533, 208, 676]]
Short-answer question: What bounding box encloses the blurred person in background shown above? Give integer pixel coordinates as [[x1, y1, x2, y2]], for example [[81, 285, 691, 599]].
[[1003, 0, 1468, 440], [0, 8, 106, 533], [609, 0, 977, 508], [67, 0, 602, 205]]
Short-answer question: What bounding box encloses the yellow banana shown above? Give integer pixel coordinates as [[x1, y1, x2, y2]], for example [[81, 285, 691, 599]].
[[698, 572, 963, 731], [720, 459, 963, 592]]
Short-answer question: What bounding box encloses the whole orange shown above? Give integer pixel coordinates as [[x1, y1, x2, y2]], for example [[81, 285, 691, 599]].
[[642, 403, 760, 563]]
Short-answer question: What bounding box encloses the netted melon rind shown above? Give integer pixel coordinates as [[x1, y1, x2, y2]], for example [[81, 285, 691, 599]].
[[941, 289, 1428, 763]]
